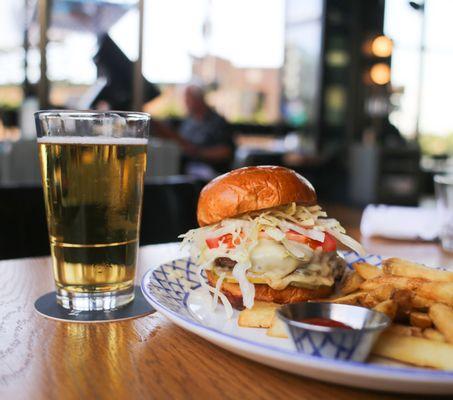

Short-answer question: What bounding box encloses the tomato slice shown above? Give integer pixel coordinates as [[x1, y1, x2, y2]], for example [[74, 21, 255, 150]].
[[322, 232, 337, 252], [205, 237, 219, 249], [206, 233, 236, 249], [285, 230, 337, 252]]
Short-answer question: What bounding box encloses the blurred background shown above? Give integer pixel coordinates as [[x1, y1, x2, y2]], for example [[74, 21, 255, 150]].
[[0, 0, 451, 258]]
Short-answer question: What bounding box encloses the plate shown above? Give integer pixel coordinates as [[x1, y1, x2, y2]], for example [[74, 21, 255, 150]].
[[140, 252, 453, 394]]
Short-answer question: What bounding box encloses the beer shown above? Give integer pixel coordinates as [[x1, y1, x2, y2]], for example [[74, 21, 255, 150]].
[[38, 136, 147, 308]]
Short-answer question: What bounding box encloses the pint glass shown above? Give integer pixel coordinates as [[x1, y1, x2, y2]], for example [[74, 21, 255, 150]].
[[35, 111, 149, 311]]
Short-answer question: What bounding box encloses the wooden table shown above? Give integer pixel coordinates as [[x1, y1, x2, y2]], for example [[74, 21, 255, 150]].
[[1, 206, 452, 400]]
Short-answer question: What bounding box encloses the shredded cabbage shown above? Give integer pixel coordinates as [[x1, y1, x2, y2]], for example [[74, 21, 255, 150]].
[[281, 238, 314, 259], [196, 260, 233, 318], [264, 227, 286, 241], [212, 272, 226, 312], [180, 203, 366, 313], [278, 220, 325, 242], [232, 261, 255, 308]]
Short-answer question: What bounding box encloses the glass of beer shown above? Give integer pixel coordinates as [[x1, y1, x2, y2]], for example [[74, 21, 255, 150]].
[[35, 111, 149, 311]]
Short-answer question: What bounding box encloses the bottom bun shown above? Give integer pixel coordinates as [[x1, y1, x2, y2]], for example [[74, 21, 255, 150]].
[[206, 270, 333, 310]]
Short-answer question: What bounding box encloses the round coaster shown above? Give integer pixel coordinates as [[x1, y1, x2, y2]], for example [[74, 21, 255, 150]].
[[34, 286, 155, 323]]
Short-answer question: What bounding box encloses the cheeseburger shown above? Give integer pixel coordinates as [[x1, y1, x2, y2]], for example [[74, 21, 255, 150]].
[[181, 166, 365, 316]]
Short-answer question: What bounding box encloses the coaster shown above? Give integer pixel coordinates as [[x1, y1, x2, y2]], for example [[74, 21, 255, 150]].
[[34, 286, 155, 323]]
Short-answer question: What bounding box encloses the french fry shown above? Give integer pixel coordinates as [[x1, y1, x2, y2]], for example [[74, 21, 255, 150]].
[[383, 258, 453, 282], [319, 291, 367, 305], [419, 282, 453, 306], [409, 312, 432, 329], [238, 301, 280, 328], [340, 272, 364, 295], [373, 300, 397, 320], [353, 262, 382, 280], [369, 284, 394, 302], [429, 303, 453, 344], [387, 323, 423, 337], [266, 314, 289, 338], [372, 331, 453, 371], [360, 275, 424, 292], [342, 256, 453, 371], [423, 328, 446, 343], [360, 293, 380, 309], [411, 295, 434, 310], [392, 289, 413, 311]]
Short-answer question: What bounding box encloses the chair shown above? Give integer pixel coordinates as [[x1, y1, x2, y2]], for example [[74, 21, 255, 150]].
[[145, 138, 181, 178], [0, 140, 42, 185], [0, 177, 202, 260], [140, 176, 202, 245], [0, 184, 49, 259]]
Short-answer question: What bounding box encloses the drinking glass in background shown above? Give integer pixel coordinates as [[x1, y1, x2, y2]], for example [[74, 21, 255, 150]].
[[434, 175, 453, 252], [35, 111, 149, 311]]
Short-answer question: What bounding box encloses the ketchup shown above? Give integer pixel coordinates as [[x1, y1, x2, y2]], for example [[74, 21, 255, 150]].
[[300, 317, 352, 329]]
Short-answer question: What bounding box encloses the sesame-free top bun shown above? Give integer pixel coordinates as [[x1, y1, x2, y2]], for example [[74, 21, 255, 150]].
[[197, 166, 317, 226]]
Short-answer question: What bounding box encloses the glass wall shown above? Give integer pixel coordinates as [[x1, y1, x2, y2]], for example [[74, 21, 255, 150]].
[[0, 0, 27, 140], [385, 0, 453, 154], [138, 0, 285, 124], [0, 0, 285, 140], [282, 0, 323, 128]]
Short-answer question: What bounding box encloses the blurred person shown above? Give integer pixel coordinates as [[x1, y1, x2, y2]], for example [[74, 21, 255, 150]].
[[153, 85, 234, 179], [379, 118, 406, 147]]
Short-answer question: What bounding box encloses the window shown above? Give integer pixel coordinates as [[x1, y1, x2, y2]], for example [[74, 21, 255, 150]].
[[0, 0, 26, 99], [1, 0, 284, 127], [135, 0, 285, 123], [385, 0, 453, 154], [0, 0, 26, 140]]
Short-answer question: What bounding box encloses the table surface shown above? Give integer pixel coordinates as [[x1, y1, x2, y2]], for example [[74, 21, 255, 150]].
[[1, 205, 452, 400]]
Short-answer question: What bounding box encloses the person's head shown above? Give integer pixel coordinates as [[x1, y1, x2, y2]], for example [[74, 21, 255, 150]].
[[184, 84, 208, 116]]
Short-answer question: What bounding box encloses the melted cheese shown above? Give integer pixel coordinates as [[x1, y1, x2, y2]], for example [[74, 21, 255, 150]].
[[249, 239, 299, 278], [212, 238, 336, 290]]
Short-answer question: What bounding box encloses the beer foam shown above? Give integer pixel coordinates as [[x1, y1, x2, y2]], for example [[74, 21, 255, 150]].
[[37, 136, 148, 145]]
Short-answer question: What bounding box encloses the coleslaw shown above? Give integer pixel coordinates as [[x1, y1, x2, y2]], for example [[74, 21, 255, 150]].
[[180, 203, 366, 317]]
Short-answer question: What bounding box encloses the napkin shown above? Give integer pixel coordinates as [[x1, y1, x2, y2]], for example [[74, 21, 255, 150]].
[[360, 205, 440, 241]]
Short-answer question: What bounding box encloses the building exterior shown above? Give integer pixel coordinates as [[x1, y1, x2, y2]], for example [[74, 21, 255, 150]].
[[191, 55, 281, 124]]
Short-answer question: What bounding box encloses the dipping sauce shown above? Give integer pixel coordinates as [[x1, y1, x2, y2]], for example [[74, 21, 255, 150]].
[[299, 317, 352, 329]]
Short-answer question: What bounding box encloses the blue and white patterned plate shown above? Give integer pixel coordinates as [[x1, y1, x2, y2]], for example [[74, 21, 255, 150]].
[[141, 252, 453, 395]]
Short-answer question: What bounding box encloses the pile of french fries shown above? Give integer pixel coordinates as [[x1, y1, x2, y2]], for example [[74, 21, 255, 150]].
[[238, 257, 453, 370]]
